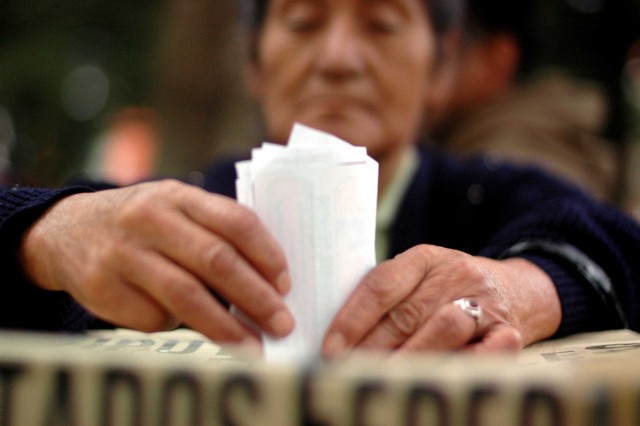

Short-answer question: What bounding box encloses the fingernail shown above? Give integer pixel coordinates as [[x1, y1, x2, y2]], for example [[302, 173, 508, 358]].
[[240, 336, 263, 353], [323, 332, 346, 357], [268, 309, 294, 337], [164, 316, 181, 331], [277, 271, 291, 295]]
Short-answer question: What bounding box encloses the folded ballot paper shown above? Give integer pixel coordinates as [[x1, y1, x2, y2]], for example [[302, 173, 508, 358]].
[[235, 123, 378, 363]]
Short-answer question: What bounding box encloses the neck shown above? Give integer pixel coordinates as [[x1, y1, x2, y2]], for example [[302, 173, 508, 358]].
[[376, 145, 413, 199]]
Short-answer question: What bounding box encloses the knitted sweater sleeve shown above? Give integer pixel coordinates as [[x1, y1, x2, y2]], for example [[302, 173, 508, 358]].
[[482, 199, 640, 337], [407, 149, 640, 338], [462, 159, 640, 337], [0, 186, 97, 331]]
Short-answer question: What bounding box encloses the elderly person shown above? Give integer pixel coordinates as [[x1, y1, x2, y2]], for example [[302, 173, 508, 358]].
[[1, 0, 638, 356]]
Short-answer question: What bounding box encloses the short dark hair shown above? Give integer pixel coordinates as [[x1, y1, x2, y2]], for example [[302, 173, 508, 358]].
[[463, 0, 535, 74], [244, 0, 463, 37]]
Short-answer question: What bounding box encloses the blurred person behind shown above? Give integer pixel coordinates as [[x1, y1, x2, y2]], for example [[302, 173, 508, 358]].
[[427, 0, 620, 202], [83, 107, 159, 185]]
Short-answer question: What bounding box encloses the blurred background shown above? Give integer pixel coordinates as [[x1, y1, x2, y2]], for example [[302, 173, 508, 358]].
[[1, 0, 639, 189], [0, 0, 259, 187]]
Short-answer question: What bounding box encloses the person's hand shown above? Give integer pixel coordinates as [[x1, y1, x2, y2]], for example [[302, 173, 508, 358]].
[[321, 244, 562, 357], [20, 180, 294, 345]]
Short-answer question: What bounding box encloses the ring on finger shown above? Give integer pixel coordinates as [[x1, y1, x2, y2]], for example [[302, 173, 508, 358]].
[[454, 298, 482, 323]]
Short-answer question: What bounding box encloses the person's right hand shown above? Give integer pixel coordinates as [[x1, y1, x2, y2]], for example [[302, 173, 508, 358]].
[[20, 180, 294, 345]]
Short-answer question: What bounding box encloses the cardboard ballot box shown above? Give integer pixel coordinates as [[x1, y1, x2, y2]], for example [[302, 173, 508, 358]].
[[0, 328, 639, 426]]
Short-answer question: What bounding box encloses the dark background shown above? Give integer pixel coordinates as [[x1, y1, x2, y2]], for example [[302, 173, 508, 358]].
[[0, 0, 162, 184], [1, 0, 639, 186]]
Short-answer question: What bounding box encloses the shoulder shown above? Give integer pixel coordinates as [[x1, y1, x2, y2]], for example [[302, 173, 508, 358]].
[[419, 144, 590, 199], [201, 154, 250, 199]]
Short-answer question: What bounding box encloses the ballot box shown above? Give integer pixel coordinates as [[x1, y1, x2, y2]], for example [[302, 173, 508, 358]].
[[0, 328, 639, 425]]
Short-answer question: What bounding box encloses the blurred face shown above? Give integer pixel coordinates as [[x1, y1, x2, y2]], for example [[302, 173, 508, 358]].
[[250, 0, 441, 162]]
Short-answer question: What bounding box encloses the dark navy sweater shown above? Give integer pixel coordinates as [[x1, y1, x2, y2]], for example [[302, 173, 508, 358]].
[[2, 146, 639, 337]]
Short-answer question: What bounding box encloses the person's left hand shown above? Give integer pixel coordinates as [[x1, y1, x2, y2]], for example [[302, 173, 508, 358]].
[[321, 244, 562, 357]]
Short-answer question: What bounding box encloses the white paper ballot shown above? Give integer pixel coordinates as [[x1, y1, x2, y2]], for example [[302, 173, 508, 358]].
[[235, 123, 378, 364]]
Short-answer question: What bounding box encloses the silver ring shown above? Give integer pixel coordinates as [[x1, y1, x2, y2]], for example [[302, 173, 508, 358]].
[[454, 298, 482, 322]]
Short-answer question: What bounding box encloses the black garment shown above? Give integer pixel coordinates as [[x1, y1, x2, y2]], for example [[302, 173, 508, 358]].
[[1, 147, 639, 337]]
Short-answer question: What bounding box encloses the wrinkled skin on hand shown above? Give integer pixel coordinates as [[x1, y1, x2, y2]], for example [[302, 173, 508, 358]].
[[322, 244, 562, 357], [19, 182, 561, 356], [20, 180, 294, 345]]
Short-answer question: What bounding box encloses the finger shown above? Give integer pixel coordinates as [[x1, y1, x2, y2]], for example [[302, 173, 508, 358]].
[[179, 188, 290, 294], [112, 185, 294, 338], [130, 209, 294, 338], [356, 298, 429, 351], [77, 275, 177, 333], [322, 250, 431, 357], [398, 302, 477, 352], [462, 324, 523, 354], [118, 248, 265, 343]]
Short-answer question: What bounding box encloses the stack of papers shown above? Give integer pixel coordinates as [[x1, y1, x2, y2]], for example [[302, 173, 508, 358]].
[[235, 123, 379, 363]]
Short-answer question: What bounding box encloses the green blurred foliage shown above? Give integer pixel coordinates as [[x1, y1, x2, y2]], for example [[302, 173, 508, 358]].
[[0, 0, 163, 185]]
